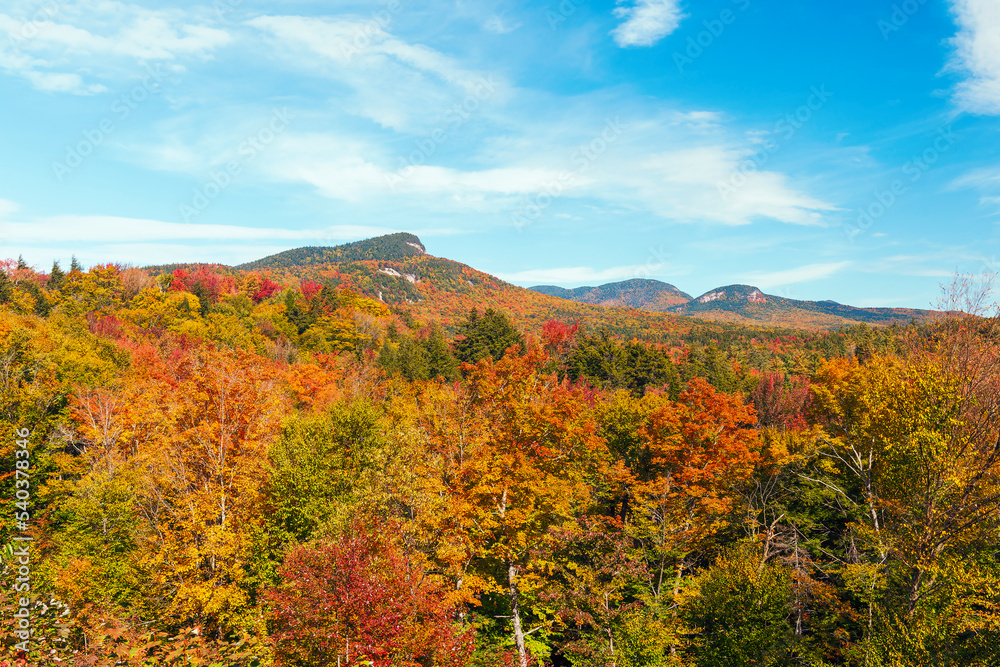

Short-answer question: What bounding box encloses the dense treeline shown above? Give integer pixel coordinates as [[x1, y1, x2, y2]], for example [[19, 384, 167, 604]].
[[0, 261, 998, 666], [236, 233, 427, 272]]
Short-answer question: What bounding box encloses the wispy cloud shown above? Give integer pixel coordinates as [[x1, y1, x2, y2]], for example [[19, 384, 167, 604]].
[[0, 214, 466, 245], [611, 0, 685, 48], [253, 110, 835, 227], [632, 145, 836, 226], [484, 15, 520, 35], [948, 0, 1000, 114], [0, 199, 19, 219], [248, 14, 503, 132], [950, 166, 1000, 190], [0, 216, 385, 244], [495, 264, 651, 286], [949, 167, 1000, 213], [0, 2, 230, 94], [103, 13, 833, 229], [0, 211, 469, 266], [864, 250, 974, 276], [742, 261, 852, 289]]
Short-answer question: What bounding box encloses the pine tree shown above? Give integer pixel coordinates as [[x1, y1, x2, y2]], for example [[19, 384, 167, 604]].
[[424, 325, 459, 380], [454, 308, 524, 364], [49, 260, 66, 291], [0, 269, 11, 303]]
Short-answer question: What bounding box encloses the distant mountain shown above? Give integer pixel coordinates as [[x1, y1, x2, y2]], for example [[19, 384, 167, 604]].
[[145, 234, 938, 332], [530, 279, 692, 312], [532, 279, 935, 329], [669, 284, 930, 329], [237, 232, 426, 271]]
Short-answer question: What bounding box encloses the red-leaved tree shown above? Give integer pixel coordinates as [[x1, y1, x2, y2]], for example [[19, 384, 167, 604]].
[[267, 523, 474, 667]]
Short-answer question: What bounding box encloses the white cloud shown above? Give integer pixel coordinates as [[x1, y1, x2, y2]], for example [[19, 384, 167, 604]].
[[981, 196, 1000, 211], [2, 213, 466, 267], [0, 216, 402, 244], [484, 15, 520, 35], [0, 3, 230, 94], [248, 15, 504, 132], [951, 166, 1000, 190], [261, 133, 584, 204], [861, 252, 978, 280], [742, 261, 852, 289], [948, 0, 1000, 114], [110, 17, 832, 230], [611, 0, 685, 48], [0, 211, 466, 253], [621, 144, 835, 226], [856, 294, 932, 308], [250, 110, 834, 226], [7, 243, 287, 268], [950, 167, 1000, 213], [0, 199, 19, 218], [496, 264, 651, 286]]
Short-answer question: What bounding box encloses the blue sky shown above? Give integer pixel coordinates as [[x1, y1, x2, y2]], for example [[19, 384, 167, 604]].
[[0, 0, 998, 308]]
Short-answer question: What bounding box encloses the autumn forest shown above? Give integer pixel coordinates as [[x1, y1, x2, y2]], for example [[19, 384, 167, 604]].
[[1, 241, 999, 667]]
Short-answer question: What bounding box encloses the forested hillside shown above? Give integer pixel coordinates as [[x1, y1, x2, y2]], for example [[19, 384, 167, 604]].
[[672, 284, 935, 329], [532, 280, 936, 330], [236, 232, 427, 271], [0, 250, 998, 667], [531, 279, 692, 311]]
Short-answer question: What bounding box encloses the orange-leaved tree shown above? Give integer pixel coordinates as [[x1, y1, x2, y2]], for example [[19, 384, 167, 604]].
[[456, 350, 607, 666], [631, 378, 760, 601], [136, 345, 287, 636]]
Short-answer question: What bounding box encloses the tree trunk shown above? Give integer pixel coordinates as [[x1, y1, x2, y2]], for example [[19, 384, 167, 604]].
[[508, 562, 528, 667]]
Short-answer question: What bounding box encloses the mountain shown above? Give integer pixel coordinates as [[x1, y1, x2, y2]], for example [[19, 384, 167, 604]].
[[236, 232, 427, 270], [668, 284, 930, 329], [530, 279, 692, 311], [220, 237, 701, 340], [531, 278, 934, 329], [145, 233, 937, 333]]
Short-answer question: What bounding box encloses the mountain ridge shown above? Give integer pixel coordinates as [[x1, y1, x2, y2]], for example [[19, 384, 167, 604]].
[[144, 233, 939, 331], [237, 232, 426, 270], [530, 279, 692, 312]]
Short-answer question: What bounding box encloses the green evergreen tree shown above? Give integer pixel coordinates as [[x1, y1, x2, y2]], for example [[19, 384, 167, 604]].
[[453, 308, 524, 364], [424, 325, 459, 380], [0, 269, 11, 304], [20, 281, 51, 316], [284, 291, 313, 335], [379, 325, 459, 382], [683, 345, 739, 393], [70, 255, 83, 273], [566, 331, 628, 388], [624, 341, 680, 397], [49, 260, 66, 291], [566, 332, 679, 396], [396, 336, 430, 381]]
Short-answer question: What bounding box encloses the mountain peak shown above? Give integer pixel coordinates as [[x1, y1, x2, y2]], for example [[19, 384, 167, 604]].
[[695, 284, 768, 305], [530, 278, 691, 312], [237, 232, 426, 271]]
